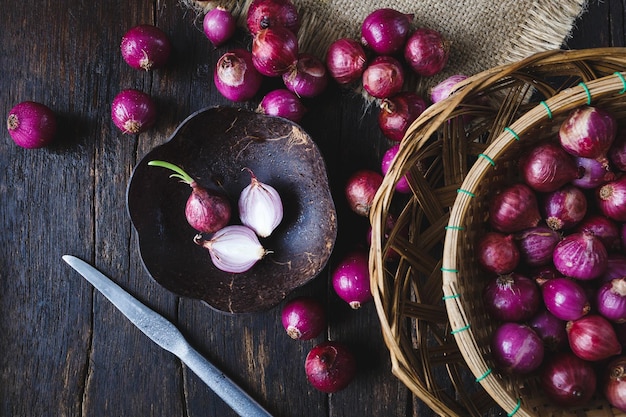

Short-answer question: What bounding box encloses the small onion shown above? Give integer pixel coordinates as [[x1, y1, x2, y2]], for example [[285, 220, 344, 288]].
[[552, 231, 608, 280], [572, 156, 615, 189], [331, 250, 372, 309], [203, 7, 237, 47], [603, 356, 626, 412], [214, 49, 263, 102], [490, 322, 544, 374], [377, 92, 427, 141], [282, 53, 328, 98], [558, 105, 617, 165], [194, 226, 268, 273], [238, 168, 283, 238], [251, 27, 298, 77], [543, 185, 587, 231], [482, 273, 540, 322], [305, 341, 356, 393], [597, 278, 626, 323], [514, 225, 560, 267], [403, 27, 450, 77], [281, 297, 326, 340], [602, 254, 626, 284], [325, 38, 367, 85], [344, 169, 383, 217], [540, 277, 590, 321], [597, 176, 626, 222], [476, 232, 520, 275], [120, 24, 171, 71], [246, 0, 300, 35], [430, 74, 468, 103], [519, 142, 580, 193], [257, 89, 306, 122], [6, 101, 57, 149], [541, 352, 597, 406], [362, 56, 405, 99], [566, 314, 622, 361], [111, 89, 157, 135], [609, 130, 626, 171], [528, 308, 568, 351], [360, 8, 413, 55], [575, 214, 621, 252], [381, 144, 410, 194], [488, 183, 541, 233]]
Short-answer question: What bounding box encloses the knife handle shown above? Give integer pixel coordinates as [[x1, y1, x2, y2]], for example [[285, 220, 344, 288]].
[[180, 346, 273, 417]]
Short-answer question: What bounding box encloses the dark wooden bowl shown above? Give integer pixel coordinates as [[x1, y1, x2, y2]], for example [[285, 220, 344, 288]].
[[127, 106, 337, 314]]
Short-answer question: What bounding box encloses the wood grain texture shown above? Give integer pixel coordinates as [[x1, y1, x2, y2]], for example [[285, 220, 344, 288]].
[[0, 1, 620, 416]]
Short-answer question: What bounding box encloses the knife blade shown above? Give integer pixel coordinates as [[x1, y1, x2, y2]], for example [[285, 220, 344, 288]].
[[62, 255, 273, 417]]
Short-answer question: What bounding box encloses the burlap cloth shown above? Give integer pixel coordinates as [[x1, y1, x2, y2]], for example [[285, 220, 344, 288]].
[[186, 0, 588, 97]]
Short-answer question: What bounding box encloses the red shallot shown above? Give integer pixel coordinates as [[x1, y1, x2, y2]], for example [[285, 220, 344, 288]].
[[490, 322, 544, 374], [488, 183, 541, 233], [482, 273, 540, 322], [575, 214, 621, 253], [111, 89, 157, 135], [120, 24, 171, 71], [597, 278, 626, 323], [566, 314, 622, 361], [214, 49, 263, 102], [325, 38, 367, 85], [558, 106, 617, 166], [251, 27, 298, 77], [519, 142, 580, 193], [194, 225, 268, 273], [403, 27, 450, 77], [476, 232, 520, 275], [281, 297, 326, 340], [282, 53, 328, 98], [514, 225, 560, 267], [609, 129, 626, 171], [597, 175, 626, 222], [362, 56, 405, 99], [305, 341, 356, 393], [203, 7, 237, 47], [257, 89, 306, 122], [430, 74, 468, 103], [528, 308, 568, 351], [360, 8, 413, 55], [6, 101, 57, 149], [543, 185, 587, 231], [552, 231, 608, 280], [331, 250, 372, 309], [572, 156, 615, 189], [344, 169, 383, 217], [603, 356, 626, 412], [238, 168, 283, 238], [381, 144, 410, 194], [246, 0, 300, 35], [377, 92, 427, 141], [541, 352, 597, 406], [540, 277, 590, 321]]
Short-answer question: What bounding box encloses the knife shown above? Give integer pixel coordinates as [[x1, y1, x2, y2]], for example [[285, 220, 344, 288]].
[[62, 255, 273, 417]]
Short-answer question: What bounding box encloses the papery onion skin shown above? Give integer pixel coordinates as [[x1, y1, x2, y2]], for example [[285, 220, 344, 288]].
[[194, 226, 268, 273], [543, 185, 588, 231], [214, 49, 263, 102], [488, 183, 541, 233], [238, 168, 283, 238], [558, 106, 617, 165], [519, 142, 580, 193], [251, 27, 298, 77], [597, 176, 626, 222], [540, 277, 591, 321], [541, 352, 597, 407], [6, 101, 57, 149], [566, 314, 622, 361], [404, 27, 450, 77], [325, 38, 367, 85], [490, 322, 544, 374], [305, 341, 357, 393], [528, 308, 568, 351], [203, 7, 237, 47], [362, 56, 405, 99], [381, 144, 410, 194], [597, 278, 626, 323], [476, 232, 520, 275], [120, 24, 172, 71], [111, 89, 157, 134], [604, 356, 626, 412], [282, 53, 329, 98], [246, 0, 300, 35], [575, 214, 621, 253], [345, 169, 383, 217], [430, 74, 468, 103], [257, 89, 306, 122], [331, 250, 372, 309], [378, 92, 427, 141], [552, 231, 608, 280], [572, 156, 615, 189], [360, 8, 413, 55], [514, 225, 560, 267], [281, 297, 326, 340], [482, 273, 540, 322]]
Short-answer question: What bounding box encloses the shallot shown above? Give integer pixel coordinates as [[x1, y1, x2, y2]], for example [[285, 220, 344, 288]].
[[604, 356, 626, 412], [6, 101, 57, 149], [214, 49, 263, 102], [597, 278, 626, 323], [362, 56, 404, 99], [541, 352, 597, 406], [325, 38, 367, 85], [381, 144, 410, 194], [148, 160, 231, 234], [111, 89, 157, 135], [194, 226, 268, 273], [282, 53, 328, 98], [514, 225, 560, 267], [558, 106, 617, 166], [331, 250, 372, 309], [552, 231, 608, 280], [257, 89, 306, 122], [360, 8, 413, 55], [281, 297, 326, 340], [540, 277, 590, 321], [488, 183, 541, 233], [120, 24, 171, 71], [305, 341, 357, 393], [566, 314, 622, 361], [575, 214, 621, 252], [404, 27, 450, 77], [252, 27, 298, 77], [430, 74, 468, 103], [519, 142, 580, 193], [344, 169, 383, 217], [543, 185, 587, 231], [203, 7, 237, 47], [377, 92, 427, 141], [482, 273, 540, 322], [476, 232, 520, 275], [238, 168, 283, 238], [528, 308, 568, 351], [246, 0, 300, 35], [572, 156, 615, 189], [490, 322, 544, 374], [609, 130, 626, 171], [597, 175, 626, 222]]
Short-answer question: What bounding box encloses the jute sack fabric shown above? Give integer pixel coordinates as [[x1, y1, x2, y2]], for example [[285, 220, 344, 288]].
[[186, 0, 588, 96]]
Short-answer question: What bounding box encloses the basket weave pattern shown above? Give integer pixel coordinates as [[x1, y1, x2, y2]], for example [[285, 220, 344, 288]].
[[369, 48, 626, 417]]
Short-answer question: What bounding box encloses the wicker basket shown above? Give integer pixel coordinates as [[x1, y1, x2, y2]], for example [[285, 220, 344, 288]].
[[369, 48, 626, 417]]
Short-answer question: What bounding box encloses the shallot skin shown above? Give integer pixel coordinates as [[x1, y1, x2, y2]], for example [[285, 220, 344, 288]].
[[558, 106, 617, 163], [6, 101, 57, 149], [120, 24, 172, 71]]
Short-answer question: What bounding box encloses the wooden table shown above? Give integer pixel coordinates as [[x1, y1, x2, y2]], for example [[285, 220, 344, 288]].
[[0, 2, 620, 416]]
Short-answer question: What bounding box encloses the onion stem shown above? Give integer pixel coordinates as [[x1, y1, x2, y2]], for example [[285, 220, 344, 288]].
[[148, 160, 194, 184]]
